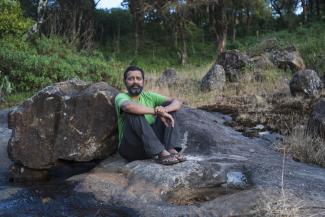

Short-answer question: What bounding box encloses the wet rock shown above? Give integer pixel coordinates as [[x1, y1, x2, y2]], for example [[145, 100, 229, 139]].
[[242, 128, 259, 138], [259, 131, 283, 143], [7, 79, 119, 169], [200, 64, 226, 92], [217, 50, 250, 82], [289, 69, 323, 97], [156, 69, 179, 87], [9, 164, 49, 182], [306, 97, 325, 140], [226, 171, 249, 189], [271, 46, 305, 72]]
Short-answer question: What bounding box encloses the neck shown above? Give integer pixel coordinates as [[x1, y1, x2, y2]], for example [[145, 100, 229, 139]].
[[131, 95, 140, 100]]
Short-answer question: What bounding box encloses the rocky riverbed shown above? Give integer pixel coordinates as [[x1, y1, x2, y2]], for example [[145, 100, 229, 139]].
[[2, 103, 325, 216], [0, 108, 138, 217]]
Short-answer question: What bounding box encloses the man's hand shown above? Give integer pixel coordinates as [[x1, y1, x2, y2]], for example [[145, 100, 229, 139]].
[[159, 112, 174, 128], [154, 106, 166, 116]]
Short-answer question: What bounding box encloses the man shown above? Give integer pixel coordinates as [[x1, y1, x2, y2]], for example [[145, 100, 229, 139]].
[[114, 66, 186, 165]]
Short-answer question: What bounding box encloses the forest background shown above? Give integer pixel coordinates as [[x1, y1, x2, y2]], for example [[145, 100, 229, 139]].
[[0, 0, 324, 105]]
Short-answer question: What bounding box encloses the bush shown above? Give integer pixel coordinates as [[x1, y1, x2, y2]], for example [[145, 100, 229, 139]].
[[0, 0, 32, 36], [0, 36, 126, 92]]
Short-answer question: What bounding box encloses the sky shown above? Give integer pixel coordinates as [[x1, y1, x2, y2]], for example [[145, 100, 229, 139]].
[[96, 0, 124, 9]]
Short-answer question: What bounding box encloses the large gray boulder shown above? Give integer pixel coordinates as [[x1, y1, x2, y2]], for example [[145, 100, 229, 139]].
[[271, 46, 305, 72], [156, 69, 179, 87], [7, 79, 119, 169], [217, 50, 250, 82], [250, 54, 275, 70], [289, 69, 323, 97], [200, 64, 226, 92], [247, 37, 279, 57], [74, 108, 325, 217], [307, 97, 325, 140]]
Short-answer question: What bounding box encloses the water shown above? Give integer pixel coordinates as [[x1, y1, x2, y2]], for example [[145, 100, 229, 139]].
[[0, 108, 139, 217]]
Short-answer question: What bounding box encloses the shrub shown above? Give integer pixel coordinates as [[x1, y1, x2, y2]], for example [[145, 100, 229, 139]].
[[0, 36, 126, 92], [0, 0, 32, 36]]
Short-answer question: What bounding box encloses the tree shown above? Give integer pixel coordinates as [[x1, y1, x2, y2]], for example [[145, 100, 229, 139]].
[[41, 0, 96, 49], [26, 0, 48, 40], [0, 0, 32, 37], [128, 0, 145, 54]]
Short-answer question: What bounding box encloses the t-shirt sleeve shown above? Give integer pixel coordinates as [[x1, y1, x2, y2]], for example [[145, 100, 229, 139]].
[[115, 93, 130, 114], [149, 92, 167, 107]]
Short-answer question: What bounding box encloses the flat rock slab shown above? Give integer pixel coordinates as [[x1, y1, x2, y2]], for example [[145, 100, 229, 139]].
[[74, 108, 325, 217]]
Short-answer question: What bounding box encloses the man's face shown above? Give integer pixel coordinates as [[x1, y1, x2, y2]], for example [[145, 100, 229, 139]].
[[124, 70, 144, 96]]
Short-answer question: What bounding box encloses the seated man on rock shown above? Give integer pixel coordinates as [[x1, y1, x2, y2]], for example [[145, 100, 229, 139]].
[[115, 66, 186, 165]]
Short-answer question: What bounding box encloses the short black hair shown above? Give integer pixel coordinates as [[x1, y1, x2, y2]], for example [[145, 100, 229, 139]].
[[123, 66, 144, 80]]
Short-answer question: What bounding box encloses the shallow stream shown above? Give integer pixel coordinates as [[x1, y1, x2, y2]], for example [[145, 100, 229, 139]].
[[0, 108, 138, 217]]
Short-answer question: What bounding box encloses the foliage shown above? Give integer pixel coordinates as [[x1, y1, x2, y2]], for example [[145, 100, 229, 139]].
[[0, 71, 13, 95], [0, 0, 32, 36], [0, 36, 126, 92], [234, 21, 325, 76]]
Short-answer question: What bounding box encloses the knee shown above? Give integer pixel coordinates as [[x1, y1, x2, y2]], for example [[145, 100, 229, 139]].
[[124, 112, 145, 120], [124, 112, 146, 124], [169, 110, 178, 119]]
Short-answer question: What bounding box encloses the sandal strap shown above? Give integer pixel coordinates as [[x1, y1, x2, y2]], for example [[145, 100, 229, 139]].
[[157, 155, 179, 165]]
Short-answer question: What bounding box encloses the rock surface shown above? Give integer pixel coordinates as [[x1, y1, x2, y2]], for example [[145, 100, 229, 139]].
[[73, 107, 325, 217], [156, 69, 179, 87], [250, 54, 275, 70], [200, 64, 226, 92], [8, 80, 119, 169], [289, 69, 323, 97], [271, 46, 305, 72], [307, 97, 325, 140], [247, 38, 279, 57], [217, 50, 250, 82], [199, 92, 316, 135]]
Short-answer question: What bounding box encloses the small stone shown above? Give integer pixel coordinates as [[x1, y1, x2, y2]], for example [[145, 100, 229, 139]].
[[226, 171, 248, 189], [249, 149, 255, 153], [42, 197, 52, 204]]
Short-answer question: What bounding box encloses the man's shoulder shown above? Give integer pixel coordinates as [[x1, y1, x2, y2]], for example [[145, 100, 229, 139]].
[[115, 92, 131, 108], [116, 92, 130, 100]]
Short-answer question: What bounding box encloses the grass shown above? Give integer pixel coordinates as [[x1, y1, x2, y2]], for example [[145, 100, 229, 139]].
[[277, 125, 325, 167], [0, 91, 34, 108]]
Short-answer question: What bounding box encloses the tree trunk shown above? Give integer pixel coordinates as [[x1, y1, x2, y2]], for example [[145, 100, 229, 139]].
[[316, 0, 320, 17], [179, 22, 187, 65], [301, 0, 308, 23], [245, 7, 250, 35], [117, 23, 120, 53], [129, 0, 144, 55], [26, 0, 48, 40], [232, 11, 237, 42], [214, 1, 227, 53]]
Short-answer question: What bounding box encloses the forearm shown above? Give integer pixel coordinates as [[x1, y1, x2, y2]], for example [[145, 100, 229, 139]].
[[122, 102, 155, 115], [163, 99, 182, 113]]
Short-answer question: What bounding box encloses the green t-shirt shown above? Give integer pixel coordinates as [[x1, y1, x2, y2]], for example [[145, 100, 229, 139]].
[[114, 91, 167, 146]]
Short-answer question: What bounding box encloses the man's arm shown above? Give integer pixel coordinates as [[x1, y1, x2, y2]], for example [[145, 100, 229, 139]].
[[158, 97, 182, 113], [121, 101, 155, 115]]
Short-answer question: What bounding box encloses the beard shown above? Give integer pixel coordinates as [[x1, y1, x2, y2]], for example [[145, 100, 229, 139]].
[[127, 85, 143, 96]]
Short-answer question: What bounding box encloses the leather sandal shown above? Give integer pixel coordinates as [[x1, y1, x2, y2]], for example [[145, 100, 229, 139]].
[[171, 152, 187, 162], [156, 154, 179, 165]]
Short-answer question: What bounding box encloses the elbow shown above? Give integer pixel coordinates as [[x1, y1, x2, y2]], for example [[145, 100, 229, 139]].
[[121, 103, 133, 113], [175, 99, 183, 110]]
